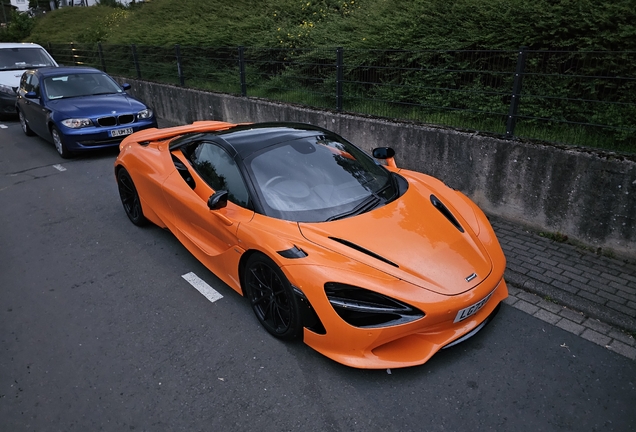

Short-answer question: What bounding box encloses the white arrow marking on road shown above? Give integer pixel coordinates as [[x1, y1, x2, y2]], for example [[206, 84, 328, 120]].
[[0, 124, 7, 129], [182, 272, 223, 303], [53, 164, 67, 172]]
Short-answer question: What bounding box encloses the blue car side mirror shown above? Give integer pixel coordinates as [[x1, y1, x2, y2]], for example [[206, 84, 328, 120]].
[[122, 83, 131, 91], [25, 91, 38, 99]]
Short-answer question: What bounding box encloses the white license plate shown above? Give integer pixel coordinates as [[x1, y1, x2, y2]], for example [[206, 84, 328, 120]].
[[110, 127, 133, 137], [453, 289, 496, 323]]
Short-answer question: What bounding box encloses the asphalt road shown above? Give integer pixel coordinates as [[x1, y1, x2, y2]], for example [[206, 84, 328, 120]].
[[1, 118, 635, 432]]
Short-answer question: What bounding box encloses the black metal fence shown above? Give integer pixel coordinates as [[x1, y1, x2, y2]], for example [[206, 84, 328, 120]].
[[46, 42, 636, 152]]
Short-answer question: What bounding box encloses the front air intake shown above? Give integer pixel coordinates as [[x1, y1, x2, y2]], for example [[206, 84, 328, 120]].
[[430, 194, 464, 233], [329, 237, 398, 268]]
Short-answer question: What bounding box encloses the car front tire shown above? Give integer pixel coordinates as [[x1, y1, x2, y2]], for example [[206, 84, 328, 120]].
[[18, 110, 35, 136], [116, 167, 148, 226], [51, 126, 72, 159], [243, 253, 303, 341]]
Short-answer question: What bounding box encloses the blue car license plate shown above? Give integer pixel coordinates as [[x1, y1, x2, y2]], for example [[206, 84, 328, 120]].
[[110, 127, 133, 138]]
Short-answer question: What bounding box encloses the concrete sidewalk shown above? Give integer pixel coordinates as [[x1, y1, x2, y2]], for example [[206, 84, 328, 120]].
[[491, 216, 636, 359]]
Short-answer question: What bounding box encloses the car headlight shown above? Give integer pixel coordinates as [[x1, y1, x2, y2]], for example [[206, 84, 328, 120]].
[[0, 84, 16, 95], [137, 109, 153, 120], [325, 282, 424, 328], [61, 118, 92, 128]]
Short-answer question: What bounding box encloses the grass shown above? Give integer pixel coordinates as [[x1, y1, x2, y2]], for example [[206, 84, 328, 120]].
[[26, 0, 635, 155], [539, 232, 570, 243]]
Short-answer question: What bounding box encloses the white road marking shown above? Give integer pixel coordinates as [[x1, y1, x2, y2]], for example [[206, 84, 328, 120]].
[[0, 124, 7, 129], [53, 164, 67, 172], [182, 272, 223, 303]]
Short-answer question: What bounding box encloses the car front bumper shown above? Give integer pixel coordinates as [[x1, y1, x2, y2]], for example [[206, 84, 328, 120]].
[[283, 262, 509, 369], [57, 119, 159, 152]]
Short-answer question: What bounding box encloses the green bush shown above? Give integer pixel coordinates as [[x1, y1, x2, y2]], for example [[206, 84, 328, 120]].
[[0, 11, 36, 42]]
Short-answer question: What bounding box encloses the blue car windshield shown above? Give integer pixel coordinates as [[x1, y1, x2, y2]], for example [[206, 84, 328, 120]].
[[244, 134, 397, 222], [43, 73, 123, 100], [0, 48, 56, 71]]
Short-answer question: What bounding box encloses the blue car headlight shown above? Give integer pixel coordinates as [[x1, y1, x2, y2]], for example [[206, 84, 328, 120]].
[[61, 118, 92, 128], [137, 109, 153, 120]]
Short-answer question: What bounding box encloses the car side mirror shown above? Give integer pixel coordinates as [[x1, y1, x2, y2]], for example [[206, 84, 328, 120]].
[[372, 147, 397, 168], [122, 83, 131, 91], [25, 91, 38, 99], [208, 190, 228, 210], [372, 147, 395, 159]]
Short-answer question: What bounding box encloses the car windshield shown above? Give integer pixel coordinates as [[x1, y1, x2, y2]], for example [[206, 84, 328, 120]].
[[0, 48, 56, 71], [245, 134, 397, 222], [43, 73, 123, 99]]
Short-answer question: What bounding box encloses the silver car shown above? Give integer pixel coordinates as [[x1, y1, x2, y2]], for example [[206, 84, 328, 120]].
[[0, 43, 58, 115]]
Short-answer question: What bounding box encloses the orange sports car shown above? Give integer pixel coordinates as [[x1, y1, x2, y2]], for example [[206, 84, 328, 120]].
[[114, 121, 508, 369]]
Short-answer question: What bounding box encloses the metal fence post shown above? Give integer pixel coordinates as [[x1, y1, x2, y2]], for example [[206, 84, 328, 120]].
[[98, 43, 106, 73], [131, 44, 141, 79], [336, 47, 344, 111], [175, 44, 185, 86], [506, 47, 528, 139], [238, 46, 247, 97], [70, 42, 75, 66]]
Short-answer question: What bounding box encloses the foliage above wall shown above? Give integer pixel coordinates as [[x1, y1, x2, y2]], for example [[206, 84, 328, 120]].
[[22, 0, 636, 51]]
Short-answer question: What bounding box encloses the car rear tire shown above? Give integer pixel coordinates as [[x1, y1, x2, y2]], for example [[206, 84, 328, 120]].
[[117, 168, 148, 226], [51, 126, 72, 159], [243, 253, 303, 341], [18, 110, 35, 136]]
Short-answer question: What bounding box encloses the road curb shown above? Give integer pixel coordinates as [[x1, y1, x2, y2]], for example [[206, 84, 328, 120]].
[[505, 268, 636, 335], [504, 285, 636, 361]]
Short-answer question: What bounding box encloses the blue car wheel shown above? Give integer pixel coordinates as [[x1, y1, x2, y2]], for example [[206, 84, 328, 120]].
[[51, 126, 72, 159]]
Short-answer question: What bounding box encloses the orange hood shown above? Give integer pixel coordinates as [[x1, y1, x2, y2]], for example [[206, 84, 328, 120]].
[[299, 180, 493, 296]]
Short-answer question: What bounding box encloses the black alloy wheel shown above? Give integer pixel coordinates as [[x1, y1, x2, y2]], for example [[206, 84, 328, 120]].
[[117, 168, 148, 226], [244, 254, 303, 340]]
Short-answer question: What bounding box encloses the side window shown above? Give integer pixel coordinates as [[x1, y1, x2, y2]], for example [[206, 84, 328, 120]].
[[31, 75, 40, 96], [19, 73, 29, 92], [189, 142, 250, 208], [22, 73, 33, 92]]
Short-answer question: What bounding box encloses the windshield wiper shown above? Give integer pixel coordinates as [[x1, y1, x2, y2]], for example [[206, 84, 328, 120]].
[[326, 194, 382, 222]]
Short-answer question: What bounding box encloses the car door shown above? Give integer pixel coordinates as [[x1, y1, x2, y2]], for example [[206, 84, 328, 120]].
[[18, 72, 48, 138], [162, 142, 254, 286]]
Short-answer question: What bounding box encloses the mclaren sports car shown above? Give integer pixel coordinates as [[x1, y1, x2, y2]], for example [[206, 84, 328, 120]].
[[114, 121, 508, 369]]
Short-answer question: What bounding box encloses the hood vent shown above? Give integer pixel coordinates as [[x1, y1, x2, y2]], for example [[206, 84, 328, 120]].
[[329, 237, 399, 268], [430, 194, 464, 233]]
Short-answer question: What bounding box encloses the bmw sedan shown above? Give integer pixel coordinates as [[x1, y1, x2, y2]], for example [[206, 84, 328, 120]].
[[16, 66, 157, 158]]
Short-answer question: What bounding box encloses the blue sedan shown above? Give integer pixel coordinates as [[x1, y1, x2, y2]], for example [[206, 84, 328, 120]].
[[16, 66, 158, 158]]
